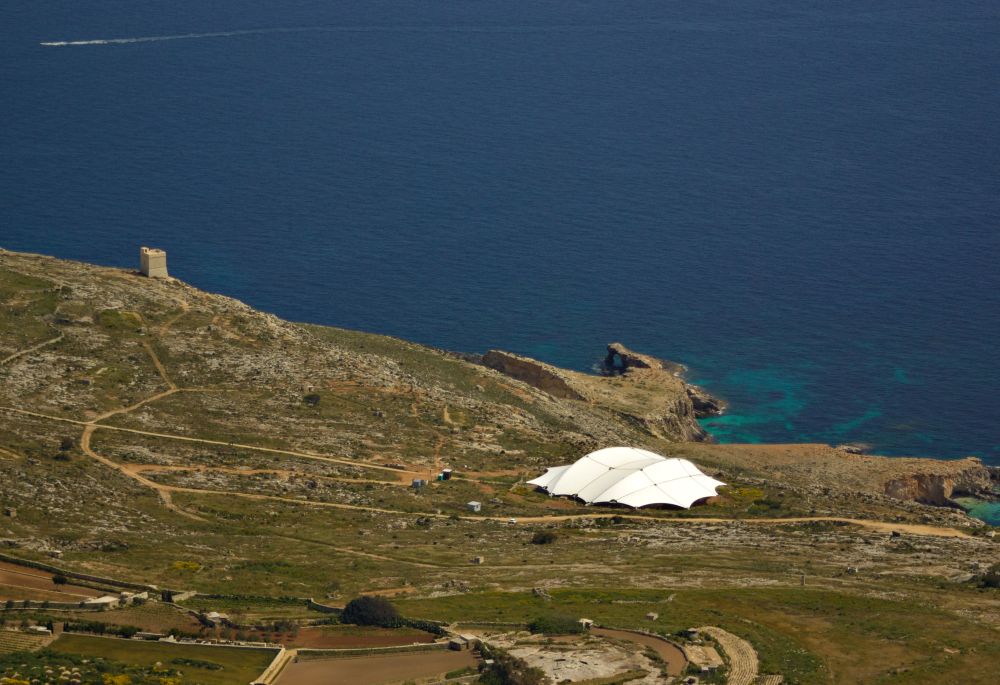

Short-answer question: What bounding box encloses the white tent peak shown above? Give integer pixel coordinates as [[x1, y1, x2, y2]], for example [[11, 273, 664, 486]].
[[527, 446, 725, 509]]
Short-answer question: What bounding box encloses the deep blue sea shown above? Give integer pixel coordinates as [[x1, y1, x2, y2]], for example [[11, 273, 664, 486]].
[[3, 2, 999, 490]]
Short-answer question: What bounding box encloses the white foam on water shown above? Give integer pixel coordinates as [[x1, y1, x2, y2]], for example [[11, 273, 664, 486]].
[[39, 23, 652, 47], [40, 28, 306, 47]]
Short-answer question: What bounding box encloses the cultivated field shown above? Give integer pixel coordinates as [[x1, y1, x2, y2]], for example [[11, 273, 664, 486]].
[[0, 561, 105, 601], [286, 625, 436, 649], [277, 649, 477, 685], [49, 633, 277, 685], [0, 629, 49, 655]]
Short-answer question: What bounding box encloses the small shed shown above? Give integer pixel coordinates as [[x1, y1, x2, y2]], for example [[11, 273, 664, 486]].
[[578, 618, 594, 630], [448, 636, 469, 651], [203, 611, 231, 627], [411, 479, 426, 489], [471, 556, 485, 565], [646, 612, 659, 621], [442, 468, 454, 481], [467, 501, 482, 513], [2, 507, 15, 518], [83, 596, 121, 610]]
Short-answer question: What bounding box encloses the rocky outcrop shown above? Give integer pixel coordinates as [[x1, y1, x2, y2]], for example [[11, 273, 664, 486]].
[[484, 345, 712, 442], [686, 385, 726, 418], [481, 350, 586, 401], [604, 342, 667, 371], [884, 458, 995, 506]]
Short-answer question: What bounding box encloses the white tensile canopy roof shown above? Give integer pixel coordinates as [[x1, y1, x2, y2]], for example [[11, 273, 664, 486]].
[[527, 446, 725, 509]]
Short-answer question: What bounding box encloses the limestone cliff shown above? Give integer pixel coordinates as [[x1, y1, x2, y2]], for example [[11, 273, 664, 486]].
[[883, 458, 996, 506], [481, 351, 586, 401], [604, 342, 726, 419], [483, 344, 714, 442]]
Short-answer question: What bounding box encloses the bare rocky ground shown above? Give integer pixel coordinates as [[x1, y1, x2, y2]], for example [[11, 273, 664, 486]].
[[481, 631, 663, 684]]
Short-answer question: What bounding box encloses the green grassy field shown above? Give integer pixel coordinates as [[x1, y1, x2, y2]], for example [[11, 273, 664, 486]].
[[49, 633, 277, 685], [397, 587, 1000, 685]]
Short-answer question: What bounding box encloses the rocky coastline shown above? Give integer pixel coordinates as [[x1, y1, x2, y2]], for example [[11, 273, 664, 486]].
[[481, 343, 724, 443]]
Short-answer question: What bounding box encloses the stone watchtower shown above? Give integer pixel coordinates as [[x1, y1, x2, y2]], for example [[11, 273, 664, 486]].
[[140, 247, 168, 278]]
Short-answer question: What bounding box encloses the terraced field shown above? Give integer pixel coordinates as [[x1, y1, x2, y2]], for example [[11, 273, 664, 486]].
[[0, 629, 49, 654]]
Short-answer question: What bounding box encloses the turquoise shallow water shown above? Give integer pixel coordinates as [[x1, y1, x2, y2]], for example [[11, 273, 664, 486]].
[[954, 499, 1000, 527], [1, 1, 999, 479]]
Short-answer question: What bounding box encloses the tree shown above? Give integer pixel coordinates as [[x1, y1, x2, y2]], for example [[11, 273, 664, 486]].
[[341, 595, 401, 628], [59, 436, 75, 451], [479, 646, 550, 685], [303, 394, 321, 407], [53, 574, 69, 585], [528, 613, 584, 635]]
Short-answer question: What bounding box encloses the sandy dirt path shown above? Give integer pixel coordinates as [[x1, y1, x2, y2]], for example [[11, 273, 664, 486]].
[[0, 331, 64, 367], [0, 405, 973, 539]]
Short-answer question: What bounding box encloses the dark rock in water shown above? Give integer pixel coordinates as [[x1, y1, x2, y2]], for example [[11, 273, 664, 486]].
[[687, 385, 726, 418], [603, 342, 686, 375]]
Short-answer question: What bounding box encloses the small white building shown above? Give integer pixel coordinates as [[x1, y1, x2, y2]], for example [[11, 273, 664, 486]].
[[83, 596, 121, 610], [467, 501, 482, 513]]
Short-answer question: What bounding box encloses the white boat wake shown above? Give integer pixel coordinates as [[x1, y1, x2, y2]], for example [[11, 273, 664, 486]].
[[40, 27, 331, 47], [40, 23, 651, 47]]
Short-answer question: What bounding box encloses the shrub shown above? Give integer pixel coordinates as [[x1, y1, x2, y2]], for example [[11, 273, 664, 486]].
[[528, 613, 584, 635], [171, 657, 222, 670], [530, 531, 558, 545], [341, 595, 401, 628], [303, 394, 321, 407], [52, 574, 68, 585], [977, 563, 1000, 588]]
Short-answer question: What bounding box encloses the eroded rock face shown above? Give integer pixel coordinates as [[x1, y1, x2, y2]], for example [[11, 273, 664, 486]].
[[884, 458, 995, 506], [481, 350, 586, 401], [605, 342, 667, 371]]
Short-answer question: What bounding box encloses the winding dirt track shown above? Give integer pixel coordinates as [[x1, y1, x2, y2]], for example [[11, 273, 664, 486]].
[[0, 331, 64, 366], [0, 404, 971, 540], [0, 304, 973, 542]]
